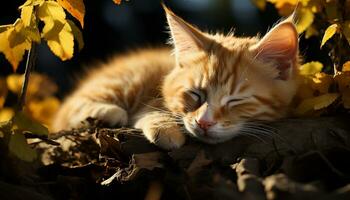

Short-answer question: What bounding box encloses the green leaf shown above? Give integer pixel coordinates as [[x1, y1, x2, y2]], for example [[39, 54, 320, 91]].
[[299, 61, 323, 76], [9, 131, 37, 162], [12, 112, 49, 136], [321, 24, 338, 48], [67, 20, 84, 51]]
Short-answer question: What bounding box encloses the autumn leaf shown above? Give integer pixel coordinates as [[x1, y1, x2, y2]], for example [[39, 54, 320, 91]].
[[57, 0, 85, 28], [0, 20, 31, 71], [20, 5, 33, 27], [113, 0, 122, 5], [9, 131, 37, 162], [299, 61, 323, 76], [38, 1, 66, 24], [0, 78, 7, 108], [27, 97, 60, 127], [20, 5, 41, 43], [67, 20, 84, 51], [343, 20, 350, 46], [343, 61, 350, 72], [295, 8, 314, 34], [321, 24, 338, 48], [267, 0, 298, 16], [295, 93, 339, 115], [0, 108, 14, 122], [43, 20, 74, 61], [311, 72, 333, 94]]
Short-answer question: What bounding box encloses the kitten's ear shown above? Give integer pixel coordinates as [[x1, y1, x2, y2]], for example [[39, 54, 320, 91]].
[[163, 5, 210, 59], [250, 17, 298, 80]]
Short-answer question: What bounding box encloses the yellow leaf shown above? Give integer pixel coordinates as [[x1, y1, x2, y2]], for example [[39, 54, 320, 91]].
[[9, 131, 37, 162], [343, 20, 350, 46], [0, 78, 7, 108], [321, 24, 338, 48], [20, 0, 44, 8], [6, 74, 23, 95], [67, 20, 84, 51], [295, 8, 314, 34], [267, 0, 298, 16], [0, 108, 14, 122], [0, 25, 12, 33], [295, 93, 339, 115], [21, 5, 33, 27], [43, 20, 74, 61], [299, 61, 323, 76], [0, 23, 31, 71], [311, 72, 333, 94], [342, 88, 350, 109], [27, 97, 60, 128], [57, 0, 85, 28], [12, 111, 49, 136], [21, 9, 41, 43], [251, 0, 266, 10], [38, 1, 66, 23], [7, 73, 58, 99], [343, 61, 350, 72], [38, 1, 74, 61]]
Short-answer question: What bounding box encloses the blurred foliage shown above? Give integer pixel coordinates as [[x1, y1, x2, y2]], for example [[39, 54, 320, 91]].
[[0, 0, 122, 162], [252, 0, 350, 116], [0, 73, 60, 127]]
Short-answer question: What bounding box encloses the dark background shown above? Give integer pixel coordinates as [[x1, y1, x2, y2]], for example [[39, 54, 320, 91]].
[[0, 0, 329, 97]]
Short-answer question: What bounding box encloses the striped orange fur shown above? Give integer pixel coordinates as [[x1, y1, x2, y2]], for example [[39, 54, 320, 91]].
[[53, 8, 300, 149]]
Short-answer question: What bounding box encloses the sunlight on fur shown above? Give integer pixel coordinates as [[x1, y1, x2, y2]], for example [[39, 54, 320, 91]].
[[53, 6, 300, 149]]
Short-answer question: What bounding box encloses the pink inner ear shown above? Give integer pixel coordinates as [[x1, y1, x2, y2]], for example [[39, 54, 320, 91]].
[[253, 23, 298, 80]]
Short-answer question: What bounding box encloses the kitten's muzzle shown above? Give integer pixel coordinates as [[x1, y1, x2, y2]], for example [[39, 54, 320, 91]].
[[195, 119, 217, 132]]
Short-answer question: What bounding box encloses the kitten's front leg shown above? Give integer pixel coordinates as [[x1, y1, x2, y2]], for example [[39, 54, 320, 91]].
[[134, 111, 186, 150]]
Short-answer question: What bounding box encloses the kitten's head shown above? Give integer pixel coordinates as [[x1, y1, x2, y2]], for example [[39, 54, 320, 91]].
[[162, 7, 300, 143]]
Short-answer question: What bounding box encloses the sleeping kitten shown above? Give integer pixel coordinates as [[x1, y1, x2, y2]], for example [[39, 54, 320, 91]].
[[52, 7, 300, 149]]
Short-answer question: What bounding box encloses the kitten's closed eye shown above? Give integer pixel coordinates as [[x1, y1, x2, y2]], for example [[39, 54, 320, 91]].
[[188, 90, 204, 103], [184, 89, 205, 111], [223, 97, 248, 108]]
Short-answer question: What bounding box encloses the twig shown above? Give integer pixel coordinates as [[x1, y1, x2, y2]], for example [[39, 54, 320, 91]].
[[16, 42, 37, 111]]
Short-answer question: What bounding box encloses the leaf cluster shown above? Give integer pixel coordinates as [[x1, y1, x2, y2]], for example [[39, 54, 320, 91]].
[[0, 0, 85, 71], [251, 0, 350, 115]]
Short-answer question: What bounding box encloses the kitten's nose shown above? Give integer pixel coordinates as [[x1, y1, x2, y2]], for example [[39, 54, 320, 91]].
[[196, 119, 217, 131]]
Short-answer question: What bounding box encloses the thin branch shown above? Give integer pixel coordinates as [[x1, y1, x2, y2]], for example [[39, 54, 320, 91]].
[[16, 42, 37, 111]]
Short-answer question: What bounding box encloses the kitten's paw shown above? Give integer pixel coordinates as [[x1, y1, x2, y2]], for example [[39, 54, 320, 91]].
[[69, 102, 128, 128], [143, 125, 186, 150]]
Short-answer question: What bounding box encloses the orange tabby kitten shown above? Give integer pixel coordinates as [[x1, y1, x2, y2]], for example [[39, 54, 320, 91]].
[[53, 7, 300, 149]]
